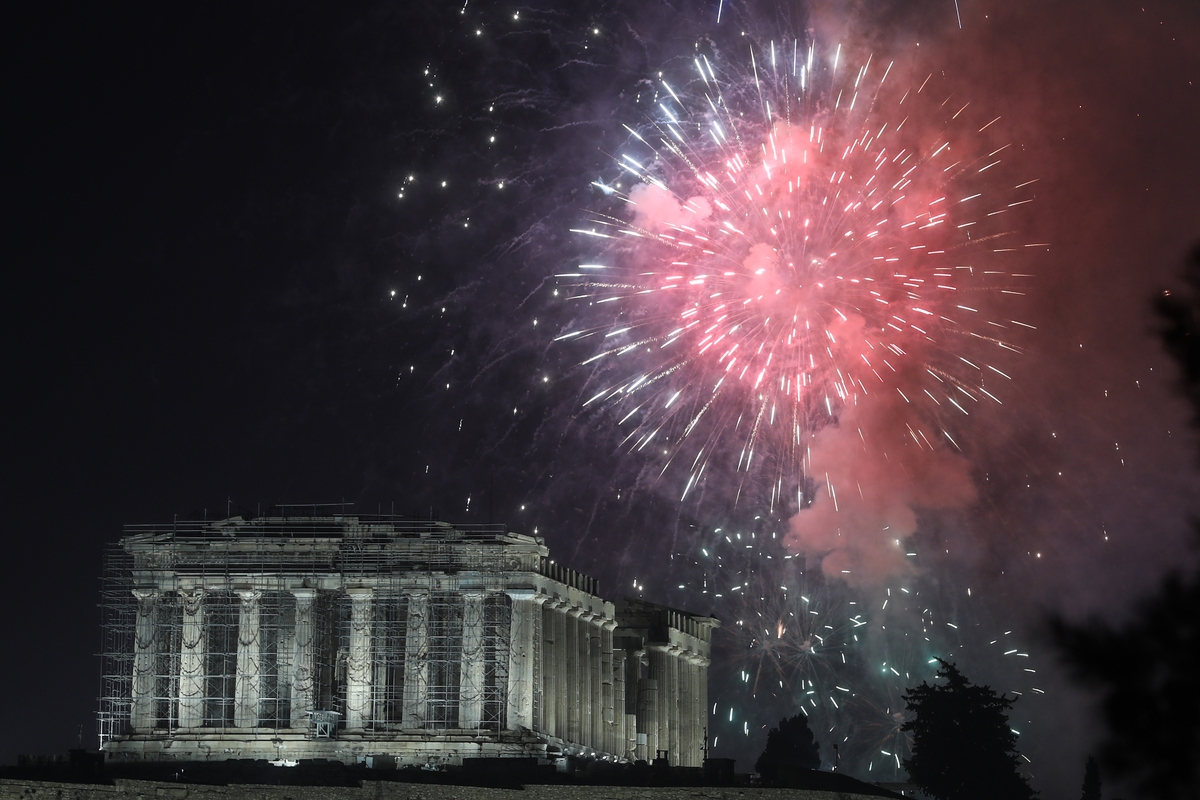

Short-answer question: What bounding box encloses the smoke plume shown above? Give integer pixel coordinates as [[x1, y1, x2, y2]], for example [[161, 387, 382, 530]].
[[784, 392, 977, 585]]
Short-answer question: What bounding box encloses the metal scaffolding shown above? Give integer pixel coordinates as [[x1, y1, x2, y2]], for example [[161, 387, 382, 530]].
[[98, 511, 716, 768], [98, 515, 525, 745]]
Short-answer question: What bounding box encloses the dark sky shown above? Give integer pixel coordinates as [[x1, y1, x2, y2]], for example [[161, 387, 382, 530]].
[[8, 1, 1200, 796]]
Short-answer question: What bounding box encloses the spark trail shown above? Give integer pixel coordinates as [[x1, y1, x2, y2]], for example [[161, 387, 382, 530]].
[[691, 525, 1044, 777]]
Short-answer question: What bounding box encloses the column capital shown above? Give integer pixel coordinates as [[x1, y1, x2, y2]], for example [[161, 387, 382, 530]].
[[290, 588, 317, 601], [132, 589, 159, 602], [346, 586, 375, 599], [461, 589, 487, 600], [505, 588, 546, 603], [178, 588, 206, 613], [601, 618, 618, 632], [236, 589, 263, 603], [400, 586, 428, 598]]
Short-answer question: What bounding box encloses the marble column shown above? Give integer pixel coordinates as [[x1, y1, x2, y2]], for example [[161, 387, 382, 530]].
[[665, 647, 680, 763], [459, 591, 486, 729], [698, 654, 710, 764], [638, 674, 658, 761], [578, 611, 594, 748], [234, 590, 262, 728], [177, 589, 206, 728], [289, 589, 316, 728], [541, 600, 559, 738], [612, 645, 627, 759], [679, 654, 694, 766], [648, 647, 669, 760], [696, 659, 707, 763], [505, 589, 543, 731], [626, 647, 644, 761], [346, 587, 374, 729], [589, 616, 604, 751], [131, 590, 158, 731], [691, 657, 703, 765], [532, 596, 546, 733], [564, 606, 582, 744], [554, 606, 569, 739], [401, 589, 429, 729], [600, 620, 615, 755]]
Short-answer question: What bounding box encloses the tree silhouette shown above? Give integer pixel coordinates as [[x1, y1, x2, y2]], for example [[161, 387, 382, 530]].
[[1081, 755, 1101, 800], [902, 659, 1035, 800], [1051, 245, 1200, 800], [755, 712, 820, 784]]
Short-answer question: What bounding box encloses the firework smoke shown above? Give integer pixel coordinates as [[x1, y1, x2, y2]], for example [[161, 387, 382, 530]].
[[785, 393, 978, 584]]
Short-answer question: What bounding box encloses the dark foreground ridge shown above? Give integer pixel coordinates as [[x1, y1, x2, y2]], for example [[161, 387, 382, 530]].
[[0, 754, 906, 799]]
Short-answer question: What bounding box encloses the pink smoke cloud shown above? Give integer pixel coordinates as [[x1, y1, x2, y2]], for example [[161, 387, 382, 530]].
[[784, 393, 978, 586], [742, 242, 778, 275], [628, 183, 712, 230]]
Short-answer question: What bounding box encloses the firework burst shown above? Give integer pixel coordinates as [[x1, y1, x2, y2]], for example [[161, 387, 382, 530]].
[[556, 37, 1040, 520], [691, 522, 863, 764], [836, 576, 1044, 780], [720, 558, 856, 699]]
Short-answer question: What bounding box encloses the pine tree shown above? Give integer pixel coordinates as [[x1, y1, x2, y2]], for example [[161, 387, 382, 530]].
[[755, 712, 820, 784], [1052, 245, 1200, 800], [902, 659, 1036, 800]]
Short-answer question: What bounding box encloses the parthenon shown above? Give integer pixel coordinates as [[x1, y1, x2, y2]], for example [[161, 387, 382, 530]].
[[99, 513, 718, 768]]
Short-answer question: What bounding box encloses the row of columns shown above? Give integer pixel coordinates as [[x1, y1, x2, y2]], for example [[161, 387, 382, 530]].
[[539, 600, 620, 755], [130, 587, 533, 732], [535, 601, 713, 765], [635, 645, 709, 766], [132, 588, 319, 731], [128, 586, 709, 762]]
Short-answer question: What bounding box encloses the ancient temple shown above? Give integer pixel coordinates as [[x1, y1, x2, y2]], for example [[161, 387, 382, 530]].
[[98, 513, 718, 767]]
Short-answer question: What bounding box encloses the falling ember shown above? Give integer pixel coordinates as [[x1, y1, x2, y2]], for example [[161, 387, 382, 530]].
[[557, 38, 1039, 551]]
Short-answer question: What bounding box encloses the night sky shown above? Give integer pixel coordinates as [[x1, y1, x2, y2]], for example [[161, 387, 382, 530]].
[[8, 1, 1200, 797]]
